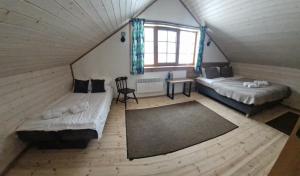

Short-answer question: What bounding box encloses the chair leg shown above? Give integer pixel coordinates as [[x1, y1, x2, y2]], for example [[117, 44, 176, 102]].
[[133, 92, 138, 104], [124, 93, 127, 109], [116, 92, 120, 104]]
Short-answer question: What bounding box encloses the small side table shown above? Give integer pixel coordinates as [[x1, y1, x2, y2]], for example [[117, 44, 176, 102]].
[[166, 78, 194, 99]]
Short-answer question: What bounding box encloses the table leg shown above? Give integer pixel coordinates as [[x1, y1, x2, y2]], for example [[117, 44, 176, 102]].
[[183, 82, 187, 96], [188, 82, 192, 97], [167, 82, 174, 99], [167, 82, 169, 97], [171, 84, 174, 99], [183, 82, 192, 97]]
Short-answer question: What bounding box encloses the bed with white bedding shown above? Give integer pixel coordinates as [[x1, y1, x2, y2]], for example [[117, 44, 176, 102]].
[[196, 76, 290, 116], [16, 86, 113, 148]]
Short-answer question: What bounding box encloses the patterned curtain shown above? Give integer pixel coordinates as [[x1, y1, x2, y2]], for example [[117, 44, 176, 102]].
[[130, 18, 145, 75], [195, 26, 207, 73]]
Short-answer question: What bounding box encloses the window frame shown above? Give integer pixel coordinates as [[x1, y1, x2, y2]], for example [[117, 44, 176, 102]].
[[178, 29, 198, 65], [144, 26, 198, 67], [154, 27, 179, 66], [144, 27, 155, 65]]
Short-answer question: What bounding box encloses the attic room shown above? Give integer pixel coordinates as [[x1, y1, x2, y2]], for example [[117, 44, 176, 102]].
[[0, 0, 299, 175]]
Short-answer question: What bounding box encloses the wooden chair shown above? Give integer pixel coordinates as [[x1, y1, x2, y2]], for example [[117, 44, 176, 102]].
[[115, 77, 138, 108]]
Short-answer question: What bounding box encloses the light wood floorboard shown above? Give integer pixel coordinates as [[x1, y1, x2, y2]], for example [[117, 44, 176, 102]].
[[5, 92, 294, 176]]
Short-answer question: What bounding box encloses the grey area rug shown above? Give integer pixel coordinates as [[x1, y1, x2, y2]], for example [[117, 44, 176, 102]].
[[266, 112, 299, 135], [125, 101, 238, 160]]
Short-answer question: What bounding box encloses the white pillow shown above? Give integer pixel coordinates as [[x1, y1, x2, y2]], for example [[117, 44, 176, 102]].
[[201, 68, 206, 77], [88, 81, 92, 92]]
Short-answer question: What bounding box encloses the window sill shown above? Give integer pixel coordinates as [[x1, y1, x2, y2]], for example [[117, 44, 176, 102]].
[[144, 65, 194, 72]]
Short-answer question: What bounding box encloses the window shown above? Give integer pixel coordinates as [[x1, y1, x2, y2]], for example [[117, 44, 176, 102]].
[[144, 25, 198, 67], [144, 28, 154, 65], [179, 31, 197, 64], [157, 29, 177, 64]]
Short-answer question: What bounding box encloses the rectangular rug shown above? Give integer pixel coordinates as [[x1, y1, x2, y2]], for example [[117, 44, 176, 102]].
[[125, 101, 238, 160], [266, 112, 299, 135]]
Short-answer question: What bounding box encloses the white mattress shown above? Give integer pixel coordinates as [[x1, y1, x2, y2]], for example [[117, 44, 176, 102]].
[[17, 86, 113, 139], [196, 76, 290, 105], [196, 76, 243, 88]]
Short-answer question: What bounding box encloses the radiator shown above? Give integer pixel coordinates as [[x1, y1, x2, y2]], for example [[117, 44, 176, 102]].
[[136, 78, 164, 93]]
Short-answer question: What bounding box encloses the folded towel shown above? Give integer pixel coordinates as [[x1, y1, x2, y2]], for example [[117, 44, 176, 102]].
[[254, 80, 270, 87], [42, 107, 68, 120], [243, 82, 260, 88], [247, 83, 260, 88], [69, 101, 89, 114], [243, 82, 252, 87]]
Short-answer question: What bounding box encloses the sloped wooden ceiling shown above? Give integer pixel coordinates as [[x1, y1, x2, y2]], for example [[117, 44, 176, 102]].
[[182, 0, 300, 69], [0, 0, 155, 77]]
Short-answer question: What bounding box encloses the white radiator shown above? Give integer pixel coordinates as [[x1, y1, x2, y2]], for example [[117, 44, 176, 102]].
[[136, 78, 164, 93]]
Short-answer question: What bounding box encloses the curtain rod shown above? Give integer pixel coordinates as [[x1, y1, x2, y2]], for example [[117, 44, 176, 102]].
[[145, 20, 199, 29], [142, 19, 200, 30]]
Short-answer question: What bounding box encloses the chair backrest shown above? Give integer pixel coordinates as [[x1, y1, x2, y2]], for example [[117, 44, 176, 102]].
[[115, 77, 128, 91]]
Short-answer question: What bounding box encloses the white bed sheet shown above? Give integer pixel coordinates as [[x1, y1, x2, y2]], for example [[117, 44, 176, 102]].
[[196, 76, 290, 105], [196, 76, 243, 88], [17, 86, 113, 139]]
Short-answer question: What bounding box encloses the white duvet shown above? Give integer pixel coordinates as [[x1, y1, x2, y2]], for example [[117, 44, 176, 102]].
[[196, 76, 290, 105], [17, 86, 113, 139], [196, 76, 244, 87]]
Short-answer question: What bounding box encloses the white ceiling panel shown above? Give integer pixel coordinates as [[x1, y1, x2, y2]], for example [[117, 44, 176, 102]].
[[182, 0, 300, 68], [0, 0, 155, 77]]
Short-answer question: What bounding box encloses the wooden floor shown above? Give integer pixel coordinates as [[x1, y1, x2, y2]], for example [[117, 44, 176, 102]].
[[6, 92, 294, 176]]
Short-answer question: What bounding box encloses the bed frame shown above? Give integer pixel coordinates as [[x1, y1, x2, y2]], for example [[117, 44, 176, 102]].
[[17, 129, 98, 149], [196, 83, 284, 116]]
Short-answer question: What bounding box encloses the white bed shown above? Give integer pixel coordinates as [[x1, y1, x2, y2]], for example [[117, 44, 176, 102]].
[[196, 76, 290, 105], [196, 76, 243, 88], [17, 86, 113, 139]]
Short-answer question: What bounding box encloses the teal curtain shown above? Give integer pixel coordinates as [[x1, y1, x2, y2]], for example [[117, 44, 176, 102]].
[[195, 26, 207, 73], [130, 18, 145, 75]]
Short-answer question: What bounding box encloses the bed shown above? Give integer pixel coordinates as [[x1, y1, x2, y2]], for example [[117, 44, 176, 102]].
[[196, 76, 290, 116], [16, 86, 113, 148]]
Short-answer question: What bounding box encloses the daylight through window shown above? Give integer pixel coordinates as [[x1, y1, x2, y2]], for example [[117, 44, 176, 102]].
[[144, 24, 198, 67]]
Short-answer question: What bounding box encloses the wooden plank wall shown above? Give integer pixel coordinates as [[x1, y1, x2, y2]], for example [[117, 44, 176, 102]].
[[181, 0, 300, 69], [0, 66, 73, 174], [0, 0, 154, 77], [232, 62, 300, 110]]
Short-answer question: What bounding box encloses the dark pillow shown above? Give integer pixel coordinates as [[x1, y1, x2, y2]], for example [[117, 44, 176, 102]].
[[74, 79, 89, 93], [204, 67, 220, 79], [220, 66, 233, 77], [91, 79, 105, 93]]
